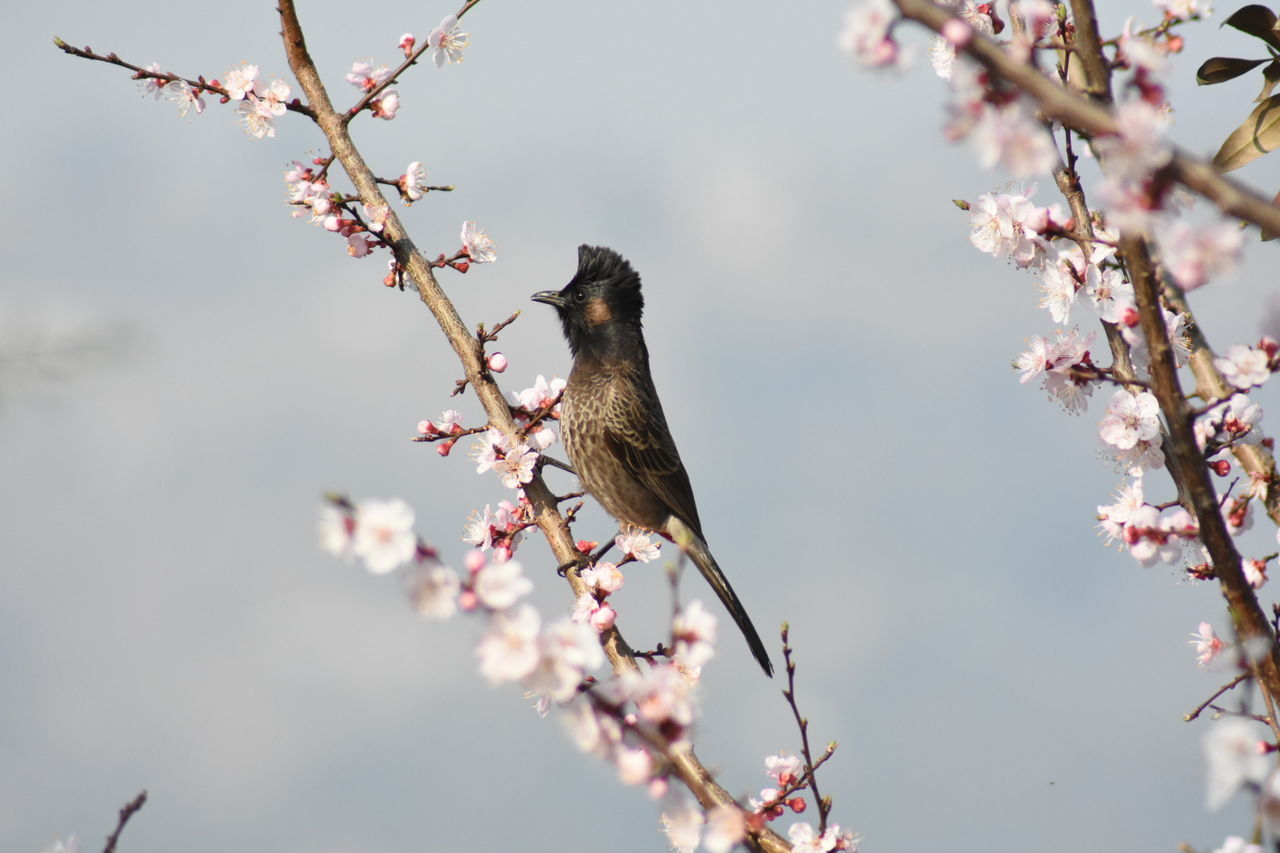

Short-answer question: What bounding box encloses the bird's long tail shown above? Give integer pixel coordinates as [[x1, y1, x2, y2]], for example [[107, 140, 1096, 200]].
[[669, 517, 774, 677]]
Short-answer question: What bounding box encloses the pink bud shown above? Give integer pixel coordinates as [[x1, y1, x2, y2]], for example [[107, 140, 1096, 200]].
[[1209, 459, 1231, 476], [398, 33, 416, 56], [787, 797, 807, 813], [488, 352, 508, 373], [591, 603, 617, 632], [436, 438, 456, 457], [464, 549, 486, 573], [458, 589, 479, 611], [942, 17, 972, 47], [417, 419, 433, 435], [647, 777, 669, 800], [1121, 307, 1140, 328]]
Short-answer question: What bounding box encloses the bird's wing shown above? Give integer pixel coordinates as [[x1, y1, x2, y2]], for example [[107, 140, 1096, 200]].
[[601, 366, 704, 534]]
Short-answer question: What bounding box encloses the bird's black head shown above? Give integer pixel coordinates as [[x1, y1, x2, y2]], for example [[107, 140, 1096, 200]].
[[531, 245, 645, 358]]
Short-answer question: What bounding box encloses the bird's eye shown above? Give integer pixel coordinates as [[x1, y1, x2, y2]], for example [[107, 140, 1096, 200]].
[[573, 289, 587, 303]]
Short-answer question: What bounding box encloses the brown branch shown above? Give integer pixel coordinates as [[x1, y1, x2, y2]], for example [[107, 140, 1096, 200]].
[[52, 39, 316, 120], [1185, 671, 1252, 722], [343, 0, 487, 124], [781, 624, 832, 832], [1125, 235, 1280, 724], [890, 0, 1280, 237], [101, 791, 147, 853]]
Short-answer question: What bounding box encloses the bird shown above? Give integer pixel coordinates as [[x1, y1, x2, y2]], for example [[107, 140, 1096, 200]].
[[532, 245, 774, 676]]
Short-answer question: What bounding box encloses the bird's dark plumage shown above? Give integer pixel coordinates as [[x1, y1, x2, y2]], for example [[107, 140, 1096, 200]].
[[532, 245, 774, 676]]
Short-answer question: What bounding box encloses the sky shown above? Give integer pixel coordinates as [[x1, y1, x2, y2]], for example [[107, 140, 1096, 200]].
[[6, 1, 1280, 852]]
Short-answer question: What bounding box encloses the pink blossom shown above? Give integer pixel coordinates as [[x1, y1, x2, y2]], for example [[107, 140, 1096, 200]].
[[673, 600, 718, 667], [318, 504, 354, 561], [345, 61, 390, 92], [461, 221, 497, 263], [765, 751, 806, 783], [1099, 390, 1161, 450], [1097, 479, 1145, 544], [510, 374, 566, 413], [398, 33, 416, 57], [429, 15, 470, 67], [590, 602, 617, 632], [703, 805, 747, 853], [616, 530, 661, 563], [1190, 622, 1227, 666], [370, 90, 400, 120], [838, 0, 904, 68], [1215, 344, 1271, 390], [494, 443, 538, 489], [399, 161, 428, 202], [473, 558, 533, 610], [523, 619, 603, 708], [1093, 99, 1172, 182], [476, 604, 541, 684], [137, 62, 167, 99], [1155, 218, 1243, 291], [660, 800, 704, 853], [1205, 716, 1269, 810], [351, 498, 417, 574], [223, 63, 260, 100], [972, 101, 1059, 179], [1154, 0, 1212, 18], [616, 747, 654, 785], [347, 232, 374, 258], [164, 80, 206, 117], [405, 563, 460, 619], [929, 2, 994, 78]]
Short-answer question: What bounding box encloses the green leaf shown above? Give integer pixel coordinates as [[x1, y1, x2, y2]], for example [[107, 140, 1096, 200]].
[[1197, 55, 1269, 83], [1213, 93, 1280, 170], [1223, 4, 1280, 49]]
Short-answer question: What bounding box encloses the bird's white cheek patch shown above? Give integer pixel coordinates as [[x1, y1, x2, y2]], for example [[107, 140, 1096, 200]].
[[585, 297, 613, 326]]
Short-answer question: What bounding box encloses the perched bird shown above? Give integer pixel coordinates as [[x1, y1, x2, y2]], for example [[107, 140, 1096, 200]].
[[532, 245, 774, 676]]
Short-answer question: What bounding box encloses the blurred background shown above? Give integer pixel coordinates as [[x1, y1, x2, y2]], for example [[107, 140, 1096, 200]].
[[6, 1, 1280, 851]]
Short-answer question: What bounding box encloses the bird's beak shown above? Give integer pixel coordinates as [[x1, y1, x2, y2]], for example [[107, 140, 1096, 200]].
[[531, 290, 566, 307]]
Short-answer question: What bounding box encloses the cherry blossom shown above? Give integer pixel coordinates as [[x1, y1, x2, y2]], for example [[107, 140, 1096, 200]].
[[702, 805, 747, 853], [1189, 622, 1226, 666], [137, 62, 166, 98], [1097, 479, 1145, 544], [1215, 344, 1271, 390], [673, 600, 718, 667], [405, 563, 461, 619], [370, 90, 400, 120], [473, 558, 533, 610], [972, 100, 1058, 178], [1204, 716, 1269, 810], [476, 604, 541, 684], [616, 530, 661, 563], [223, 63, 260, 100], [461, 221, 497, 263], [351, 498, 417, 574], [838, 0, 904, 68], [345, 61, 390, 92], [524, 618, 603, 709], [660, 800, 704, 853], [398, 161, 428, 202], [929, 1, 994, 79], [164, 80, 206, 117], [494, 443, 538, 489], [1098, 390, 1161, 450], [1154, 218, 1243, 291], [429, 15, 470, 67]]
